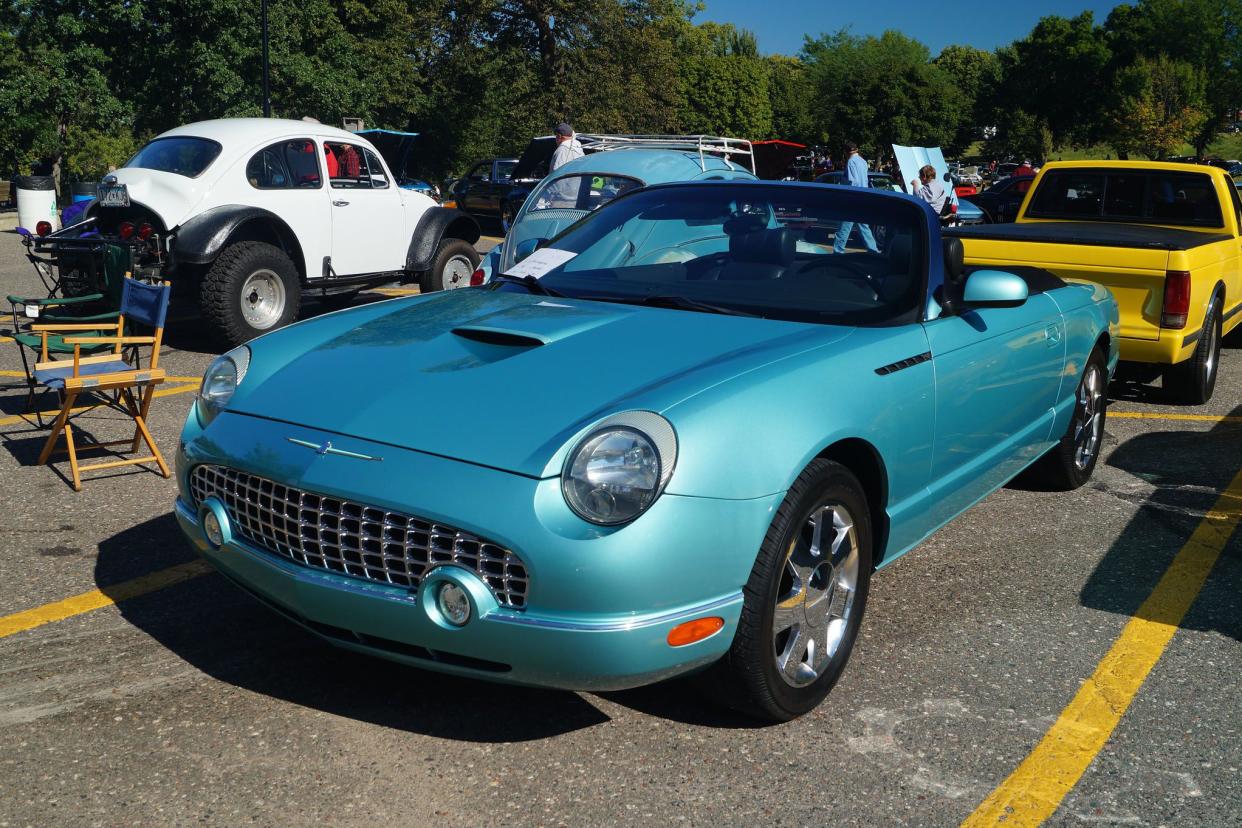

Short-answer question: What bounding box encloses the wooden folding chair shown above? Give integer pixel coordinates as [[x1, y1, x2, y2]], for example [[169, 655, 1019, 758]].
[[30, 277, 172, 491]]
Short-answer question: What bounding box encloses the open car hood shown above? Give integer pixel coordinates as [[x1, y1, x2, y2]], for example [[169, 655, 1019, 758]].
[[230, 290, 851, 478], [510, 136, 557, 182]]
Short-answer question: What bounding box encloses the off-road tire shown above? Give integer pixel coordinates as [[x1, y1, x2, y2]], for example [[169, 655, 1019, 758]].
[[420, 238, 480, 292], [1024, 347, 1108, 491], [701, 459, 873, 722], [1164, 297, 1221, 405], [200, 241, 301, 347]]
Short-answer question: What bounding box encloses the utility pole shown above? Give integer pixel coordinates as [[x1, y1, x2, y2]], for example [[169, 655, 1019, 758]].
[[261, 0, 271, 117]]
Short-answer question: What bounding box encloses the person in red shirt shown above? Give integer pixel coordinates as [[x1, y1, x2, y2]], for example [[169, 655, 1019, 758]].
[[323, 144, 339, 178], [1014, 159, 1035, 177]]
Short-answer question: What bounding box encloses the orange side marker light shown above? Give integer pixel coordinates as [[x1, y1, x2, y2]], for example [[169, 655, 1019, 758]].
[[667, 616, 724, 647]]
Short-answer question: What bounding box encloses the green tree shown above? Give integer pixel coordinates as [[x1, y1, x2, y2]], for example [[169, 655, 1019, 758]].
[[933, 44, 1000, 154], [1104, 0, 1242, 155], [1106, 54, 1208, 158], [766, 55, 818, 143], [993, 12, 1111, 149], [801, 30, 963, 159]]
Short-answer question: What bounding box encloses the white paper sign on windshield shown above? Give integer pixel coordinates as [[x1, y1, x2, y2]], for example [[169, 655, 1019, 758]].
[[504, 247, 577, 279]]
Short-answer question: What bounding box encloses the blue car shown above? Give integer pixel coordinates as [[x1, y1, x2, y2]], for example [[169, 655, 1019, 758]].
[[176, 181, 1118, 721], [472, 146, 757, 285]]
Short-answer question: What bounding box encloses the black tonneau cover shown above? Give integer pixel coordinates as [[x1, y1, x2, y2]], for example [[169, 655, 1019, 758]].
[[944, 221, 1231, 251]]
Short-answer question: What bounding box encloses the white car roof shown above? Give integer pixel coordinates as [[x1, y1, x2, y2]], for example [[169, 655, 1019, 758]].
[[157, 118, 363, 146]]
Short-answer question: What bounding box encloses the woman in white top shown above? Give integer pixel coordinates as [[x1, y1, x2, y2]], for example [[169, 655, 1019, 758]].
[[911, 164, 948, 214]]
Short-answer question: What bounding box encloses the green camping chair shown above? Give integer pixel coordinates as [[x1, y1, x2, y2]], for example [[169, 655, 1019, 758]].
[[6, 243, 131, 422]]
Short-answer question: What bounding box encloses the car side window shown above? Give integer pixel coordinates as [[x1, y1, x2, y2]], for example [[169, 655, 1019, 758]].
[[248, 139, 320, 189], [325, 142, 369, 189], [362, 148, 389, 189], [467, 163, 490, 182]]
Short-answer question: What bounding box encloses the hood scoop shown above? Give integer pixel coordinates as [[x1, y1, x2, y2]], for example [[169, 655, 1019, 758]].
[[451, 326, 546, 348]]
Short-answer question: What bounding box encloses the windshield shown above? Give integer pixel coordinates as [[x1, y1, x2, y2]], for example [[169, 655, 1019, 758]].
[[497, 183, 926, 326], [528, 173, 642, 214], [125, 137, 222, 178]]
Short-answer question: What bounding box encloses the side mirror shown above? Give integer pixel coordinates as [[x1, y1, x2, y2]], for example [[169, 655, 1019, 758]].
[[962, 269, 1028, 308], [513, 237, 547, 263]]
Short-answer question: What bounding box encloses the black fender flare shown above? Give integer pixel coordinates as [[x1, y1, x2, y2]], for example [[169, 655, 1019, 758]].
[[173, 205, 307, 278], [405, 207, 481, 272]]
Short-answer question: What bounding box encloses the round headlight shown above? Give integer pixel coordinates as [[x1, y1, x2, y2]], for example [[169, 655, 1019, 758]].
[[197, 346, 250, 422], [563, 427, 663, 525]]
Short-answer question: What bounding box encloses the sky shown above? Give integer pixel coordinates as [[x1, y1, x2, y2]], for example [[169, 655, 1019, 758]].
[[696, 0, 1126, 56]]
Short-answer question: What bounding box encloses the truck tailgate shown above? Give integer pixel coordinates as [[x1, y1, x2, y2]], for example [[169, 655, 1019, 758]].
[[954, 237, 1166, 340]]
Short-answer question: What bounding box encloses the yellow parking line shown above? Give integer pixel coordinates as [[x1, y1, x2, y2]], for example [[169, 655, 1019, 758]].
[[0, 380, 201, 427], [0, 560, 214, 639], [1109, 411, 1242, 424], [370, 287, 421, 297], [961, 466, 1242, 827]]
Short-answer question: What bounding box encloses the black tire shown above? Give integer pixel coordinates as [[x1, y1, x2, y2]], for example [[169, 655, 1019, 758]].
[[200, 241, 301, 347], [1164, 298, 1221, 405], [702, 459, 873, 722], [420, 238, 480, 292], [1025, 347, 1108, 491]]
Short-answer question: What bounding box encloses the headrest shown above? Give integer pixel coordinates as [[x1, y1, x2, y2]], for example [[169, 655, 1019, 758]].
[[887, 232, 912, 271], [730, 228, 795, 267], [942, 237, 964, 285]]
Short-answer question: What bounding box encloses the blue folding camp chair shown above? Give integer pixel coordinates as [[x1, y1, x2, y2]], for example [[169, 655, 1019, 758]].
[[31, 277, 172, 491]]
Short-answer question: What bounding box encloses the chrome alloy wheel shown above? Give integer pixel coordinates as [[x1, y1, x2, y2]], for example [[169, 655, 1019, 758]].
[[1073, 361, 1105, 471], [240, 269, 286, 330], [772, 502, 860, 688], [441, 254, 475, 290]]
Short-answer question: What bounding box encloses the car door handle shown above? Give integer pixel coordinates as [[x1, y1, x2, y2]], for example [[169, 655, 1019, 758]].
[[332, 200, 350, 207]]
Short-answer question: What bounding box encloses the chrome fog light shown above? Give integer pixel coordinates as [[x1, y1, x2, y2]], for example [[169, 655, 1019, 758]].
[[203, 510, 224, 548], [438, 582, 471, 626]]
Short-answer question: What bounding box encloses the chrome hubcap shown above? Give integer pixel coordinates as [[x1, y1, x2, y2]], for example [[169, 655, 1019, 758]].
[[772, 502, 859, 688], [441, 255, 474, 290], [240, 269, 286, 329], [1073, 362, 1104, 470]]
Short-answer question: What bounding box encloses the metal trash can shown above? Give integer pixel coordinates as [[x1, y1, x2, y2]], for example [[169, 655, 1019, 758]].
[[15, 174, 59, 232]]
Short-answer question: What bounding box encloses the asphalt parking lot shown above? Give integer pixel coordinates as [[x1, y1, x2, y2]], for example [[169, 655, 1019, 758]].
[[0, 227, 1238, 827]]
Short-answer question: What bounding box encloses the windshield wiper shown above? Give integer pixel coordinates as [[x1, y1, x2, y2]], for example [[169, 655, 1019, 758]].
[[493, 273, 566, 297]]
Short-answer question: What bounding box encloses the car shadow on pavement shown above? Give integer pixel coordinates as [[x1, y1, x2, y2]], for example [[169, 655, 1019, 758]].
[[1078, 403, 1242, 642], [97, 513, 770, 739]]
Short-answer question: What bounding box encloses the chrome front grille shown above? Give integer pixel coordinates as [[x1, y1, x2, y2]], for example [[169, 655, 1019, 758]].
[[189, 464, 529, 609]]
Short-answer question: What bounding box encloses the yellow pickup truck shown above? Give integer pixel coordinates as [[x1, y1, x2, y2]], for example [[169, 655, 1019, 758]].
[[947, 161, 1242, 403]]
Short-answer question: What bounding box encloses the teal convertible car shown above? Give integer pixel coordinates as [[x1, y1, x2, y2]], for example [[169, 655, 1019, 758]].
[[175, 182, 1119, 721]]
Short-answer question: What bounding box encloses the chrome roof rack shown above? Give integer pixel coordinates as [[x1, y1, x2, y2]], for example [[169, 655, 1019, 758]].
[[573, 134, 756, 174]]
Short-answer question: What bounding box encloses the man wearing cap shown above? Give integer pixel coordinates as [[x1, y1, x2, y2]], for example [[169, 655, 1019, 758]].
[[549, 122, 584, 173]]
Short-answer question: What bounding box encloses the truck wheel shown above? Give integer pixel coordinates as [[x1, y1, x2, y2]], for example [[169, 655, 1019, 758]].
[[1164, 299, 1221, 405], [421, 238, 480, 292], [200, 242, 301, 347], [701, 459, 872, 722]]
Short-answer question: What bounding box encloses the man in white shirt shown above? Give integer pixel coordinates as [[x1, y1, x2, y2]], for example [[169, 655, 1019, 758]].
[[549, 122, 584, 172], [911, 164, 948, 214]]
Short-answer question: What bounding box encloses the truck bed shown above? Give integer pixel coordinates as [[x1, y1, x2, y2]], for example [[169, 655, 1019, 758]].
[[945, 221, 1230, 251]]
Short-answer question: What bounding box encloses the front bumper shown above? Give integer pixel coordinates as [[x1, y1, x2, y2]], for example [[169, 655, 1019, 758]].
[[174, 411, 780, 691]]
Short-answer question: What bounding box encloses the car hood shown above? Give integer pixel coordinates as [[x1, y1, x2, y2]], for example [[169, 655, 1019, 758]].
[[109, 168, 209, 228], [230, 289, 854, 478]]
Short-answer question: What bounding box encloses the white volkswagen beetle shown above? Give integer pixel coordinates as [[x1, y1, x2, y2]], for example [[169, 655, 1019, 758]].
[[39, 118, 481, 345]]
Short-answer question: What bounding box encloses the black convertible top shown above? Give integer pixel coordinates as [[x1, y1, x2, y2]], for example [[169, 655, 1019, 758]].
[[944, 221, 1231, 251]]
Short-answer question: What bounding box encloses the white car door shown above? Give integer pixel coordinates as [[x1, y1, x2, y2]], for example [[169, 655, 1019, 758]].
[[324, 140, 408, 276], [241, 137, 333, 280]]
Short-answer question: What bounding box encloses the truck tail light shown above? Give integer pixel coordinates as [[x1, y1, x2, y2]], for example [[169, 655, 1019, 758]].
[[35, 221, 52, 236], [1161, 270, 1191, 329], [137, 222, 154, 240], [118, 221, 135, 240], [470, 268, 485, 286]]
